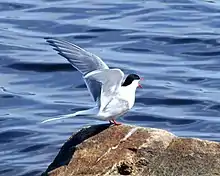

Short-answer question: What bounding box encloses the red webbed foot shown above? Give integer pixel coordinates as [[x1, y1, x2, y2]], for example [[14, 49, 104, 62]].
[[109, 119, 122, 126]]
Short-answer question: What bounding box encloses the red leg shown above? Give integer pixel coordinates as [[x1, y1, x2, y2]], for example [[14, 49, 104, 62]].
[[112, 119, 121, 126]]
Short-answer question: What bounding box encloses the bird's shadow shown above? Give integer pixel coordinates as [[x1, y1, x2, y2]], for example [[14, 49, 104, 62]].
[[42, 123, 111, 175]]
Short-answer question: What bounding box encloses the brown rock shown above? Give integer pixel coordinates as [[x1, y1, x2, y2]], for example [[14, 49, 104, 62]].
[[42, 124, 220, 176]]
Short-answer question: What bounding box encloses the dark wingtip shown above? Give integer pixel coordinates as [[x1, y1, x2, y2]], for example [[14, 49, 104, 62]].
[[44, 38, 59, 49], [44, 37, 57, 44], [53, 48, 60, 52], [44, 37, 59, 53], [44, 37, 57, 40], [44, 37, 52, 42], [58, 52, 67, 58]]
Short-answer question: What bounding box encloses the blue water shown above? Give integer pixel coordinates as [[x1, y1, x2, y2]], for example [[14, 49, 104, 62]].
[[1, 0, 220, 175]]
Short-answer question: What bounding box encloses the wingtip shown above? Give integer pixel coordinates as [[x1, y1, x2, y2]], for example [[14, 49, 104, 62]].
[[44, 37, 52, 41], [44, 37, 58, 43], [45, 39, 58, 47]]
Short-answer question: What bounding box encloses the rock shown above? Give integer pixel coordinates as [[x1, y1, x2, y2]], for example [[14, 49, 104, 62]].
[[42, 124, 220, 176]]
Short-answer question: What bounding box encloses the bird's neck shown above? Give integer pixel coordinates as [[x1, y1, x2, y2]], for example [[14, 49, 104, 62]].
[[119, 85, 137, 109]]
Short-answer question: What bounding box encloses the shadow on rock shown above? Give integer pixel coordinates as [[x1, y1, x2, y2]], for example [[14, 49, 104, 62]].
[[42, 123, 111, 176]]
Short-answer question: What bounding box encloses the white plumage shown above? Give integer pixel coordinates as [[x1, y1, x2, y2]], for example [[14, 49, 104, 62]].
[[41, 38, 142, 125]]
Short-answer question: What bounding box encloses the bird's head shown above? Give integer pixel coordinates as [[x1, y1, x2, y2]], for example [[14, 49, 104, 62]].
[[122, 74, 143, 89]]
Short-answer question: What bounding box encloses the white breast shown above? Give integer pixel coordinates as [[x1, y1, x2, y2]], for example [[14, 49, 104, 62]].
[[97, 80, 138, 120], [118, 81, 138, 109]]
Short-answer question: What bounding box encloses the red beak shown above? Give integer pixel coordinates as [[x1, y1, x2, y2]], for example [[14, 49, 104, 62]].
[[138, 77, 143, 88]]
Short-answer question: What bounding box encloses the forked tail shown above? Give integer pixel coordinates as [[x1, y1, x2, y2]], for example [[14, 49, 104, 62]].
[[41, 108, 97, 123], [41, 113, 77, 123]]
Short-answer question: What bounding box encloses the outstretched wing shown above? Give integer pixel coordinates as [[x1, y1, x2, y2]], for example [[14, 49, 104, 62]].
[[45, 37, 109, 102], [85, 69, 124, 111]]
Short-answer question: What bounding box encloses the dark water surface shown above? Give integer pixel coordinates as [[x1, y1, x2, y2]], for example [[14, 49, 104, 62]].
[[1, 0, 220, 175]]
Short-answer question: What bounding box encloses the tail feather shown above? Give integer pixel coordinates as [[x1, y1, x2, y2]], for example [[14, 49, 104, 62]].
[[41, 108, 98, 124], [41, 113, 77, 123]]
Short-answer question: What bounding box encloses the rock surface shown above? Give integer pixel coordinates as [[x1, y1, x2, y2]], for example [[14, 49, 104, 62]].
[[42, 124, 220, 176]]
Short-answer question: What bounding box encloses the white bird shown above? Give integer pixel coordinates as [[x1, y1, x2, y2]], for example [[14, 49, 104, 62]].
[[41, 38, 142, 125]]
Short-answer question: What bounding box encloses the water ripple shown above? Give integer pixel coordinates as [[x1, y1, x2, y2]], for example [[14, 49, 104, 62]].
[[1, 0, 220, 175], [7, 62, 74, 72], [0, 130, 31, 143]]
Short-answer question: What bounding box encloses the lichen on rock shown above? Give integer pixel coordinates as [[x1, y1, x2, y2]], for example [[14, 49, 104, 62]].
[[42, 124, 220, 176]]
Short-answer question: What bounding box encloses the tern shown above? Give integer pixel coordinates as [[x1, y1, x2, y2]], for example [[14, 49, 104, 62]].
[[41, 38, 142, 125]]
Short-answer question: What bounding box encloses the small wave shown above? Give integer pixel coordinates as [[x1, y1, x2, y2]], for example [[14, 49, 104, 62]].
[[124, 114, 197, 125], [138, 97, 202, 106], [20, 144, 49, 153], [0, 130, 31, 143], [0, 2, 35, 11], [6, 62, 74, 72]]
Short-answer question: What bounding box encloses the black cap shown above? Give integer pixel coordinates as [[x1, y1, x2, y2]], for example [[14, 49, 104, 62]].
[[122, 74, 140, 86]]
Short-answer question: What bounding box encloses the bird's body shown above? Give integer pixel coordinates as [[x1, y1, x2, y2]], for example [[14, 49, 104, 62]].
[[97, 85, 136, 120], [41, 38, 142, 125]]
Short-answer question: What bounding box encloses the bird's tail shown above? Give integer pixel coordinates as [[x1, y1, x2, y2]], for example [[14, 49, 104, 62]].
[[41, 108, 97, 124]]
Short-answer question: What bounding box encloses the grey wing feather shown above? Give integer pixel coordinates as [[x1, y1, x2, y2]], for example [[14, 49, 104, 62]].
[[85, 69, 124, 111], [45, 37, 109, 102], [44, 37, 108, 75], [84, 78, 102, 103]]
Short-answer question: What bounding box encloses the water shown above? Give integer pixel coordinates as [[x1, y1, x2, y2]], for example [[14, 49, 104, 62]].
[[1, 0, 220, 175]]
